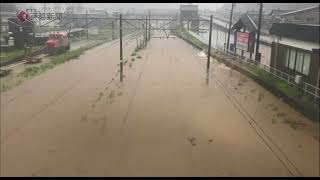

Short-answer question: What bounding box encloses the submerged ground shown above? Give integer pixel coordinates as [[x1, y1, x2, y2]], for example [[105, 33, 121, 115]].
[[0, 31, 319, 176]]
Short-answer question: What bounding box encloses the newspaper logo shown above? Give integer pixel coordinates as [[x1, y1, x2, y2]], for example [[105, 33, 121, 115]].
[[16, 10, 29, 23]]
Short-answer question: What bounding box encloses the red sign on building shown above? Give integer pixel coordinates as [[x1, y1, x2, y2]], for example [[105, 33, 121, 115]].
[[236, 32, 249, 51]]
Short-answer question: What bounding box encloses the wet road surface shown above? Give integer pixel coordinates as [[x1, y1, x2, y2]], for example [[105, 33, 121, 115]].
[[0, 31, 318, 176]]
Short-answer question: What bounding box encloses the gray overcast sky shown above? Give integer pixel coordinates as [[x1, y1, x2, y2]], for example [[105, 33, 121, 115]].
[[30, 3, 224, 11], [84, 3, 224, 10]]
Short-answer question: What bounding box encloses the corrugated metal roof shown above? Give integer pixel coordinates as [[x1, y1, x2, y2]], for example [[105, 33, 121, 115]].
[[279, 5, 319, 16], [269, 23, 320, 43], [266, 9, 293, 16]]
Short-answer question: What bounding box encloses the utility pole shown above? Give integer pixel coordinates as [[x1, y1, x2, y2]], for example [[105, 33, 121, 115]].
[[145, 15, 148, 47], [142, 23, 145, 46], [224, 24, 227, 52], [148, 10, 151, 41], [216, 25, 219, 48], [120, 14, 123, 82], [242, 27, 246, 56], [207, 15, 213, 71], [136, 36, 138, 48], [112, 20, 115, 40], [86, 10, 88, 40], [255, 3, 263, 62], [176, 13, 178, 30], [227, 3, 234, 51]]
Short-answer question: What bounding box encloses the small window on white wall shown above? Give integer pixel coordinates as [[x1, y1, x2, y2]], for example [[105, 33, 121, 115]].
[[302, 53, 311, 75]]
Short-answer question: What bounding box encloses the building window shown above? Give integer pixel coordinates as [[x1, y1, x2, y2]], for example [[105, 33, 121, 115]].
[[283, 46, 311, 76], [289, 49, 296, 70], [295, 51, 304, 73], [302, 53, 311, 75], [285, 48, 290, 67]]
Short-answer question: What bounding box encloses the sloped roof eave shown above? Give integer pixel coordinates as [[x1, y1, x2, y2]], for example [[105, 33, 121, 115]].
[[231, 14, 258, 33]]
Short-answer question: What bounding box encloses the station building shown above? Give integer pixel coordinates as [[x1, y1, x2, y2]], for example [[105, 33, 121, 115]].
[[269, 23, 320, 87], [180, 5, 199, 32]]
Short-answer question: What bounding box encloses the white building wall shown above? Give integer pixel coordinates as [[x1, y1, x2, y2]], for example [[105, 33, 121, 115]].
[[278, 37, 320, 51]]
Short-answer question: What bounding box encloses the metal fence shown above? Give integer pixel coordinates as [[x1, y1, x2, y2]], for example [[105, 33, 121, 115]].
[[216, 47, 320, 102]]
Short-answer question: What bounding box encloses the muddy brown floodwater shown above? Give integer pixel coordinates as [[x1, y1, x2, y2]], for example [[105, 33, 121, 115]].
[[0, 31, 319, 177]]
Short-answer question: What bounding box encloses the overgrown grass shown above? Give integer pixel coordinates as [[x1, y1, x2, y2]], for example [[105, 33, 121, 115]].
[[0, 46, 44, 64], [246, 64, 319, 121], [173, 30, 207, 51], [19, 66, 42, 78]]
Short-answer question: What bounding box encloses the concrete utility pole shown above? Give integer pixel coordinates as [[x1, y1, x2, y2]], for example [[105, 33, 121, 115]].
[[120, 14, 123, 82], [224, 24, 227, 52], [207, 15, 213, 71], [216, 25, 219, 48], [112, 21, 115, 40], [86, 11, 88, 40], [148, 10, 151, 41], [142, 23, 145, 46], [176, 13, 178, 29], [145, 15, 148, 47], [242, 27, 246, 56], [227, 3, 234, 51], [136, 35, 139, 48], [255, 3, 263, 62]]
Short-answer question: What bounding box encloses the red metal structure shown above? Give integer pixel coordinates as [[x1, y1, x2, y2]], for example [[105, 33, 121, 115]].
[[45, 32, 70, 54]]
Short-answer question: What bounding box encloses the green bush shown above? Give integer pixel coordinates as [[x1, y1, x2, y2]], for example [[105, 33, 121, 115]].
[[19, 66, 41, 77]]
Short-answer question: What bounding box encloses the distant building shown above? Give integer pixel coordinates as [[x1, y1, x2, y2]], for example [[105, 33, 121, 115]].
[[0, 4, 17, 45], [231, 14, 258, 57], [180, 4, 199, 31], [269, 23, 320, 87], [59, 9, 109, 29], [278, 5, 320, 24], [88, 9, 108, 17]]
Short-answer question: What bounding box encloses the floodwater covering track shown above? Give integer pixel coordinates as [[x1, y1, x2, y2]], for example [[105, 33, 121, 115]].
[[192, 50, 303, 176], [0, 31, 318, 176]]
